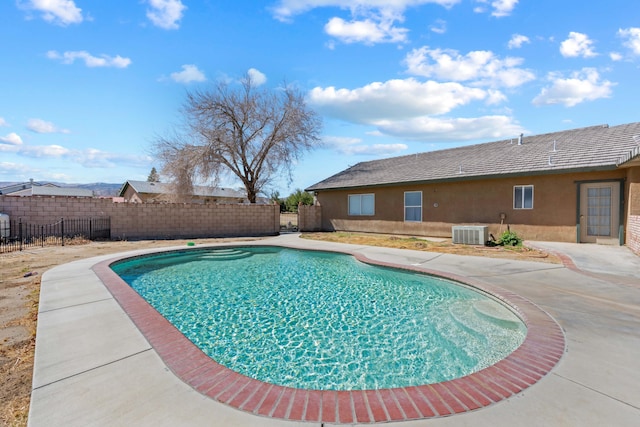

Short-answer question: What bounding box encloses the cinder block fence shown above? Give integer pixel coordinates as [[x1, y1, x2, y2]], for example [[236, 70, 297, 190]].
[[0, 196, 280, 240]]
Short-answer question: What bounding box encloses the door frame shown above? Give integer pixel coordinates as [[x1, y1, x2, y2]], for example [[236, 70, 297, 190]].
[[575, 179, 625, 244]]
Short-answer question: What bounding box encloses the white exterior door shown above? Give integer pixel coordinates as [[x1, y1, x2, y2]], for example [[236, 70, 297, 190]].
[[579, 182, 620, 244]]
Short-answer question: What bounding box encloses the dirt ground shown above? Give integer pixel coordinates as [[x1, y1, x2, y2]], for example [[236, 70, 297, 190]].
[[0, 233, 560, 427]]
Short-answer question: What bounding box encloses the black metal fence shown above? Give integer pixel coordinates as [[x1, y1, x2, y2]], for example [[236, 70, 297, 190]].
[[0, 217, 110, 254]]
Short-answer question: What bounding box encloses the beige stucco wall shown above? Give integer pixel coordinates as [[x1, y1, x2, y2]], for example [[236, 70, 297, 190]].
[[315, 169, 631, 243], [0, 196, 279, 240]]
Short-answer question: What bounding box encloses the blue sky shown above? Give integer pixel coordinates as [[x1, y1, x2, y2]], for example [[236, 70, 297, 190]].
[[1, 1, 639, 196]]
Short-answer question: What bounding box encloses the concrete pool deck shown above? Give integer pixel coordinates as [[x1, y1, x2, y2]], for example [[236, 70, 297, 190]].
[[28, 234, 640, 426]]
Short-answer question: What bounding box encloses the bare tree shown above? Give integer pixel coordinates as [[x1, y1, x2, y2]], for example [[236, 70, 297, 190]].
[[154, 76, 322, 203]]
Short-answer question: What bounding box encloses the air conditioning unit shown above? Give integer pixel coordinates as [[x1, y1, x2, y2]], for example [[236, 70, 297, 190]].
[[452, 225, 488, 245]]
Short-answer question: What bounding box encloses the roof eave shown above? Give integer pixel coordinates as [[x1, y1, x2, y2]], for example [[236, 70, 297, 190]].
[[617, 146, 640, 168], [117, 181, 131, 197]]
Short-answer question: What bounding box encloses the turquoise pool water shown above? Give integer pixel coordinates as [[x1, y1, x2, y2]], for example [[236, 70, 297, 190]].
[[112, 246, 526, 390]]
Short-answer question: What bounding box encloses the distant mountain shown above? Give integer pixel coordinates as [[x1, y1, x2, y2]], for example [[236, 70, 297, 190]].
[[0, 181, 123, 197]]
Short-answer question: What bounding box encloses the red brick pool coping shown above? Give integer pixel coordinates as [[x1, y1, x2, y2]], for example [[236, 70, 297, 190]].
[[92, 245, 565, 424]]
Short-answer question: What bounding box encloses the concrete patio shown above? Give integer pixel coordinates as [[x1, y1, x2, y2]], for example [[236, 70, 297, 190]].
[[28, 234, 640, 426]]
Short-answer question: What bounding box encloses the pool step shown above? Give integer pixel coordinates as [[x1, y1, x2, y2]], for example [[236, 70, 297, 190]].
[[447, 302, 489, 343], [472, 300, 522, 330], [448, 300, 523, 341], [197, 249, 254, 261]]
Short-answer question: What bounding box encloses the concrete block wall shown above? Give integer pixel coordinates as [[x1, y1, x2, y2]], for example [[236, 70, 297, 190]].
[[626, 167, 640, 255], [0, 196, 279, 239], [298, 204, 322, 232], [628, 215, 640, 255], [0, 196, 113, 223]]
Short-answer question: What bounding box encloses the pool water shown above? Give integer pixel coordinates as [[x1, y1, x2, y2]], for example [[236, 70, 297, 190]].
[[112, 246, 526, 390]]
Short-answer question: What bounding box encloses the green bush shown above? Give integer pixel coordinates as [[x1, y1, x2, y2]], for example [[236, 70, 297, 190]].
[[498, 229, 523, 246]]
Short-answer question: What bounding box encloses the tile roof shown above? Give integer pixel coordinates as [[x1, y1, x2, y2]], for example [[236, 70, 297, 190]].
[[307, 122, 640, 191]]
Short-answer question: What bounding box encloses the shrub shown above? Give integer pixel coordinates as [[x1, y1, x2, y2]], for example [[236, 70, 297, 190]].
[[499, 229, 523, 246]]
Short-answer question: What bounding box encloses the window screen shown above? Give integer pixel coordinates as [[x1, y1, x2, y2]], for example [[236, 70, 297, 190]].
[[348, 194, 375, 215], [514, 185, 534, 209], [404, 191, 422, 222]]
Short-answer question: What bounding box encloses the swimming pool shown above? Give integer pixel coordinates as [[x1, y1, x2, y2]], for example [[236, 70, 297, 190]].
[[111, 246, 526, 391]]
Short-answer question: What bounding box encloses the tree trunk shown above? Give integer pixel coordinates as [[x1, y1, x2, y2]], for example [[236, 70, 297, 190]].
[[247, 186, 257, 203]]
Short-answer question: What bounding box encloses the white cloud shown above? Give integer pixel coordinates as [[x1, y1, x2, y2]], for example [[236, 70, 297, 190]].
[[323, 135, 362, 146], [474, 0, 518, 17], [271, 1, 460, 21], [73, 148, 122, 168], [74, 149, 152, 169], [404, 47, 535, 88], [560, 32, 597, 58], [376, 115, 526, 141], [0, 139, 151, 169], [429, 19, 447, 34], [532, 68, 614, 107], [147, 0, 187, 30], [47, 50, 132, 68], [0, 140, 69, 157], [271, 1, 458, 45], [508, 34, 529, 49], [324, 136, 408, 155], [324, 15, 408, 44], [309, 78, 487, 123], [170, 64, 206, 83], [618, 27, 640, 55], [247, 68, 267, 86], [19, 0, 83, 26], [609, 52, 623, 61], [0, 162, 27, 173], [27, 118, 70, 134], [490, 0, 518, 17], [0, 133, 23, 145], [0, 117, 8, 127], [485, 89, 507, 104], [342, 142, 408, 155], [309, 74, 526, 142], [24, 144, 70, 158]]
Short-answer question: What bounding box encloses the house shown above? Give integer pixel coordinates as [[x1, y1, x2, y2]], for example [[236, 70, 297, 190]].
[[306, 122, 640, 250], [0, 181, 94, 197], [118, 180, 247, 204]]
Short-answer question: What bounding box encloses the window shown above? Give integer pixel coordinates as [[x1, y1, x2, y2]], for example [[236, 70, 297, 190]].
[[404, 191, 422, 222], [514, 185, 534, 209], [348, 194, 375, 216]]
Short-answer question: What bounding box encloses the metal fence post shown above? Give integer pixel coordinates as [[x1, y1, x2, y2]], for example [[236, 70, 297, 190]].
[[19, 218, 23, 251], [61, 217, 64, 247]]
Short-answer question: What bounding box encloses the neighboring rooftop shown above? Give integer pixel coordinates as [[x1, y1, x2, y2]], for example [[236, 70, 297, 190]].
[[31, 186, 94, 197], [0, 181, 94, 197], [0, 181, 50, 195], [118, 180, 247, 199], [307, 122, 640, 191]]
